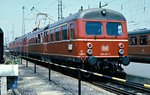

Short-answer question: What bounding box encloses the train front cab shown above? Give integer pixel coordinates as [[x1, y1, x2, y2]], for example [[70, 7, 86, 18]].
[[76, 18, 130, 74]]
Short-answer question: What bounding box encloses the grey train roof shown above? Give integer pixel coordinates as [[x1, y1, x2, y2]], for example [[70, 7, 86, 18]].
[[49, 8, 126, 28], [12, 8, 126, 42], [128, 29, 150, 35]]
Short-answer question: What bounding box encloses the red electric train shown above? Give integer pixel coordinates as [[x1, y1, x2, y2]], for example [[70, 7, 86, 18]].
[[9, 8, 130, 77]]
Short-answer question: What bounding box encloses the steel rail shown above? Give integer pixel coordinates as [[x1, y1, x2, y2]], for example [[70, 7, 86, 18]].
[[113, 80, 150, 94], [91, 81, 136, 95]]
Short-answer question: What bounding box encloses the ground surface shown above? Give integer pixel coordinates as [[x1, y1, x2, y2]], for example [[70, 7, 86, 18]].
[[18, 61, 115, 95]]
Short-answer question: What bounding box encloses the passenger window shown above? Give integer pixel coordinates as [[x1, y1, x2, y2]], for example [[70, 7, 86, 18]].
[[130, 37, 137, 45], [41, 33, 43, 43], [55, 27, 60, 41], [62, 25, 67, 40], [50, 29, 53, 41], [140, 36, 147, 45], [106, 22, 123, 36], [38, 34, 41, 43], [70, 23, 74, 39], [44, 31, 48, 42], [35, 37, 38, 43]]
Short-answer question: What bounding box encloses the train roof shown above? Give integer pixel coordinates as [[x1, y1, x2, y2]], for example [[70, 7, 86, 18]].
[[49, 8, 126, 28], [10, 8, 126, 43], [128, 29, 150, 35], [27, 8, 126, 37]]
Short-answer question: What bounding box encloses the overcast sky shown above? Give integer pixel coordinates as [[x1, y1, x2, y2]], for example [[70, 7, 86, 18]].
[[0, 0, 150, 44]]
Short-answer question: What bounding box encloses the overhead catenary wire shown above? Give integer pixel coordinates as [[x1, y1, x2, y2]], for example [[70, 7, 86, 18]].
[[22, 0, 150, 33], [119, 0, 150, 30], [41, 0, 57, 12], [101, 0, 150, 30]]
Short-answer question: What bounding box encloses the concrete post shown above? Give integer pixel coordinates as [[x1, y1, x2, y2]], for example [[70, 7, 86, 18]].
[[1, 77, 7, 95]]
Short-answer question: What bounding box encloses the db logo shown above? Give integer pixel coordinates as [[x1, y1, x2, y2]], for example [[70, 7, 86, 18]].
[[101, 45, 109, 52]]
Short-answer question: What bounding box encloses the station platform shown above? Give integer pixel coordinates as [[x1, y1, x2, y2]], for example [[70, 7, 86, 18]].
[[123, 62, 150, 79], [18, 61, 115, 95], [123, 62, 150, 84]]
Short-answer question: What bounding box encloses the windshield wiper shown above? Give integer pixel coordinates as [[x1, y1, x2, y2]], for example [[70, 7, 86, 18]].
[[94, 35, 96, 40]]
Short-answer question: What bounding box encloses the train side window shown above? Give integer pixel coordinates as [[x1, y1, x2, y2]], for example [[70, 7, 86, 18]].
[[35, 37, 38, 43], [55, 27, 60, 41], [41, 33, 43, 43], [50, 29, 53, 41], [70, 23, 74, 39], [130, 37, 137, 45], [62, 25, 67, 40], [38, 34, 41, 43], [44, 31, 48, 42], [106, 22, 123, 36], [44, 32, 46, 42], [28, 40, 30, 44], [140, 36, 147, 45]]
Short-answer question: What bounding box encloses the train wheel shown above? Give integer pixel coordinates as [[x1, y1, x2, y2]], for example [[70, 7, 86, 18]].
[[94, 62, 101, 72]]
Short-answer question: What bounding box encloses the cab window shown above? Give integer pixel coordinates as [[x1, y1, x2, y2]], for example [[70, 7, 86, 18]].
[[86, 22, 102, 35], [106, 22, 123, 36]]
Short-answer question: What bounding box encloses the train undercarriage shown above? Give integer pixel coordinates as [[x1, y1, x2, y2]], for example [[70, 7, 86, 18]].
[[83, 56, 130, 78], [32, 53, 130, 78], [11, 52, 130, 79]]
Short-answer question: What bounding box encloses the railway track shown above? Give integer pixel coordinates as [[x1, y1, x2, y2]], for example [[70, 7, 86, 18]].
[[84, 73, 150, 94], [19, 57, 150, 95], [112, 80, 150, 94], [91, 81, 135, 95], [88, 80, 150, 95]]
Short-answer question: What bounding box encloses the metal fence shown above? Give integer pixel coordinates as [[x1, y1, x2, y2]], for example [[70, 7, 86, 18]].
[[21, 56, 150, 95]]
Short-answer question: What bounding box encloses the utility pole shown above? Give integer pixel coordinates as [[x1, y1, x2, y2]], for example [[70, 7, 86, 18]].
[[12, 23, 14, 40], [6, 30, 9, 47], [22, 6, 25, 35], [99, 2, 108, 8], [58, 0, 63, 21]]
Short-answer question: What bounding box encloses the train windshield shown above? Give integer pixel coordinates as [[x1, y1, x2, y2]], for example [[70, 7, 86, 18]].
[[86, 22, 102, 35], [106, 22, 123, 36]]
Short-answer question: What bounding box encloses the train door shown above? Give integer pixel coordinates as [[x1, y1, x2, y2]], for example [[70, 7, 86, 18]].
[[68, 22, 75, 54]]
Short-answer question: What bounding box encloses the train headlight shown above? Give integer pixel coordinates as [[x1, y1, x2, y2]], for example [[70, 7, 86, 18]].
[[101, 9, 107, 16], [119, 49, 124, 55], [87, 49, 92, 55], [87, 42, 93, 48], [119, 43, 124, 48]]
